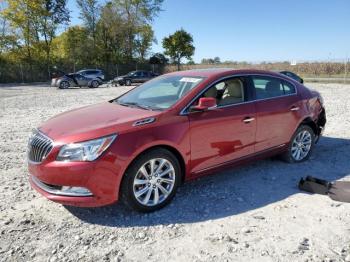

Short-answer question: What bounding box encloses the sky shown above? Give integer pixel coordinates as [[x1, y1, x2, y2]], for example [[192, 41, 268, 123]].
[[68, 0, 350, 63]]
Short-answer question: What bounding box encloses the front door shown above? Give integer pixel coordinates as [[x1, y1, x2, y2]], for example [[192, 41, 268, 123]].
[[188, 76, 256, 174], [75, 74, 89, 86]]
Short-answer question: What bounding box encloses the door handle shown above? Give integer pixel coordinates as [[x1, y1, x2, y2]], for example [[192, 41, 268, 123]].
[[290, 106, 300, 111], [243, 117, 255, 123]]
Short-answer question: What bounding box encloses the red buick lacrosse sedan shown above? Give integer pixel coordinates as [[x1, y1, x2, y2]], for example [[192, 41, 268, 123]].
[[28, 69, 326, 212]]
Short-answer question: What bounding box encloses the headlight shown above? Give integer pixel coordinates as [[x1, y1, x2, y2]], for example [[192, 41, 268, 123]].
[[57, 134, 116, 162]]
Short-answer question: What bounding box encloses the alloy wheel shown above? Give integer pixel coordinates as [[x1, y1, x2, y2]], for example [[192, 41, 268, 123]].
[[92, 80, 99, 88], [60, 81, 69, 89], [133, 158, 176, 207], [291, 130, 312, 161]]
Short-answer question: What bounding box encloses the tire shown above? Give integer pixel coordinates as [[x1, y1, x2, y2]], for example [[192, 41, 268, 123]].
[[120, 148, 181, 212], [281, 125, 315, 163], [59, 81, 70, 89], [125, 79, 131, 86], [90, 80, 99, 88]]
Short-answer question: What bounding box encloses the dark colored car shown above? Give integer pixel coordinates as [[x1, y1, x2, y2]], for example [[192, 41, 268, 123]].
[[279, 71, 304, 83], [113, 70, 159, 86], [52, 69, 104, 89], [28, 69, 326, 212]]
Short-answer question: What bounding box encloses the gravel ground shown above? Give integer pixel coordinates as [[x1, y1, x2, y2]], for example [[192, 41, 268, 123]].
[[0, 83, 350, 262]]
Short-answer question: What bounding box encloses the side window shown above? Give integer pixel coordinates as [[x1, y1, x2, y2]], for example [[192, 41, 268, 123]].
[[252, 76, 285, 99], [200, 77, 246, 106], [282, 80, 296, 95]]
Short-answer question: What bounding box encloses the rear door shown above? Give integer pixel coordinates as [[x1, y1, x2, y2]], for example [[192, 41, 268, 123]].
[[250, 75, 301, 152], [187, 76, 256, 174]]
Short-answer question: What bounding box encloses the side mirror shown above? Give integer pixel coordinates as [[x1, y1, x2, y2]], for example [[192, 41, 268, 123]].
[[300, 78, 304, 84], [190, 97, 217, 112]]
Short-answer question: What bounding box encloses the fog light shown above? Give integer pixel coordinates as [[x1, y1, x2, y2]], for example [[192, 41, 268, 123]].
[[61, 186, 93, 196]]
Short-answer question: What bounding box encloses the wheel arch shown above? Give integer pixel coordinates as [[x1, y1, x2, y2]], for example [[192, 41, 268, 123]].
[[299, 117, 318, 136], [88, 79, 99, 87], [119, 144, 187, 191]]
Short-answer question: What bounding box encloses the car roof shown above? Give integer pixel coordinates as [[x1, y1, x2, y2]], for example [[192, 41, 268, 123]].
[[166, 68, 288, 79], [77, 69, 102, 72]]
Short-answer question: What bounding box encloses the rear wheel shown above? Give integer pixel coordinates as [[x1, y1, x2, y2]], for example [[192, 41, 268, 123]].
[[90, 80, 99, 88], [59, 81, 70, 89], [281, 125, 315, 163], [121, 148, 181, 212]]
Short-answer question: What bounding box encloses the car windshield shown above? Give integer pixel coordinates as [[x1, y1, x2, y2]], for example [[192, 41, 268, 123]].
[[127, 71, 136, 76], [115, 75, 205, 110]]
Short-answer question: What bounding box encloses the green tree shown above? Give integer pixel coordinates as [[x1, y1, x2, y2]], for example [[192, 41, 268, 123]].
[[53, 25, 91, 71], [76, 0, 100, 52], [2, 0, 39, 76], [0, 2, 18, 54], [113, 0, 163, 61], [149, 52, 167, 65], [135, 24, 155, 62], [213, 56, 220, 64], [186, 58, 195, 65], [96, 2, 125, 67], [2, 0, 69, 78], [37, 0, 70, 76], [162, 29, 195, 70]]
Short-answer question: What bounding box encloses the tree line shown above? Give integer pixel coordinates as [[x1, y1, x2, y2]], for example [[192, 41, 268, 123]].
[[0, 0, 196, 82]]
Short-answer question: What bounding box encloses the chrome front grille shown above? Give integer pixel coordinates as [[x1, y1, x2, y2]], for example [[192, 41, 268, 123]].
[[28, 130, 53, 163]]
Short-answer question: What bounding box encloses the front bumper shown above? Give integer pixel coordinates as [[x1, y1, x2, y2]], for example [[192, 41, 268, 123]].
[[29, 175, 104, 207], [31, 175, 93, 196], [51, 78, 58, 87], [28, 153, 123, 207]]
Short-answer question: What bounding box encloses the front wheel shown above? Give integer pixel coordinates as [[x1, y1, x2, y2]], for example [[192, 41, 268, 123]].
[[120, 149, 181, 212], [281, 125, 315, 163], [59, 81, 70, 89], [125, 79, 131, 86]]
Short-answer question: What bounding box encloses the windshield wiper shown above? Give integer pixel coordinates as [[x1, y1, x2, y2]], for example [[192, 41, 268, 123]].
[[116, 101, 154, 111]]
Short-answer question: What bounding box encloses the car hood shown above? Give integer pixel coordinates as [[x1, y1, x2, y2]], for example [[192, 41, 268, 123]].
[[58, 74, 74, 80], [39, 102, 161, 143], [115, 75, 127, 79]]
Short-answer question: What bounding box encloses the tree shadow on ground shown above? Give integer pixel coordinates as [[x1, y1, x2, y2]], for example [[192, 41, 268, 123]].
[[66, 136, 350, 227]]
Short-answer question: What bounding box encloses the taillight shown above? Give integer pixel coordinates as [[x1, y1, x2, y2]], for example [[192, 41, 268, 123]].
[[318, 95, 324, 107]]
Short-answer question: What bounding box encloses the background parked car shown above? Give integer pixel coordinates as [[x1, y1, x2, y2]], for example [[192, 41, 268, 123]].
[[51, 69, 104, 89], [76, 69, 105, 81], [112, 70, 159, 86], [279, 71, 304, 83]]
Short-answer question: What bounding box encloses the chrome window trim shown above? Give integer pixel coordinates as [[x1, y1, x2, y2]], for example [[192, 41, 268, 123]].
[[179, 73, 298, 115]]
